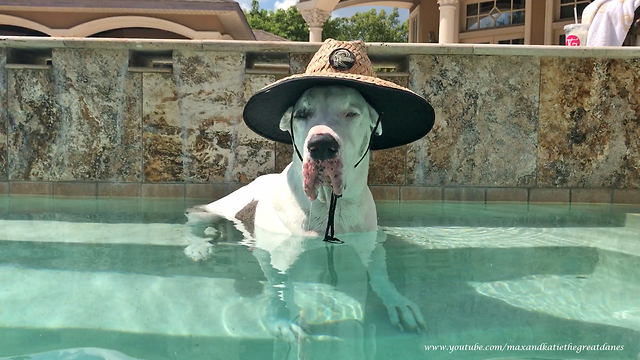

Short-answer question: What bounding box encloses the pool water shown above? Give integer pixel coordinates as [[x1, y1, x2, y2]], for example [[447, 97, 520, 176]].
[[1, 196, 640, 360]]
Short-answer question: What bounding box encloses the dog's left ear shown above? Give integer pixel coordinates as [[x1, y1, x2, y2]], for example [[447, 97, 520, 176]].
[[279, 106, 294, 133], [368, 104, 382, 136]]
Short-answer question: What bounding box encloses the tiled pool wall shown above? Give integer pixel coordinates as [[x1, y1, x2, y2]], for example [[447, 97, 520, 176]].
[[0, 38, 639, 204]]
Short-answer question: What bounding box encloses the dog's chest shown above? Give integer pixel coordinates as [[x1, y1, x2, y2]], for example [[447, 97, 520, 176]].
[[249, 196, 365, 235], [307, 203, 363, 234]]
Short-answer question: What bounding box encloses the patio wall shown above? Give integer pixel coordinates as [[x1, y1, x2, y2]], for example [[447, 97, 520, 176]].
[[1, 37, 639, 204]]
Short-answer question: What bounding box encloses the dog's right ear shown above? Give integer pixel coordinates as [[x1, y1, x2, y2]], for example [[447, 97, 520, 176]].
[[279, 106, 294, 133]]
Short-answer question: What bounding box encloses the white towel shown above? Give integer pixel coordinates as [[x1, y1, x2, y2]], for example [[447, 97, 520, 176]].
[[582, 0, 640, 46]]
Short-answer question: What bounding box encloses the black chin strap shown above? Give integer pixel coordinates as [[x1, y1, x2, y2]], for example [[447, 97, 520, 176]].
[[290, 113, 304, 162], [354, 116, 381, 169], [323, 192, 343, 243], [289, 113, 382, 244]]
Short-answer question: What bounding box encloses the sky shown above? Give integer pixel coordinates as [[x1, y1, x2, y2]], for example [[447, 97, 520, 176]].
[[236, 0, 410, 22]]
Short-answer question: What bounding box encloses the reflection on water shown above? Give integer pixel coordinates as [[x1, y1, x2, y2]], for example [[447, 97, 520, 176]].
[[471, 273, 640, 332], [383, 225, 640, 256], [1, 198, 640, 360], [471, 250, 640, 332], [0, 348, 142, 360], [188, 219, 425, 360], [293, 283, 363, 325]]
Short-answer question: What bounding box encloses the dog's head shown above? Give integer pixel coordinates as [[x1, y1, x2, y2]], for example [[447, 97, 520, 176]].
[[279, 86, 381, 202]]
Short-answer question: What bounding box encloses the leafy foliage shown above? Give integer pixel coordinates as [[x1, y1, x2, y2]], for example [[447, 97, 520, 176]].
[[245, 0, 408, 42], [324, 8, 408, 42], [245, 0, 309, 41]]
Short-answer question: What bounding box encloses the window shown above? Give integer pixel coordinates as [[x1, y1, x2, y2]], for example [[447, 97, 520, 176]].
[[498, 37, 524, 44], [550, 0, 593, 45], [459, 0, 526, 44], [465, 0, 525, 31], [558, 0, 591, 20], [411, 17, 419, 43], [460, 33, 524, 44], [409, 5, 420, 43]]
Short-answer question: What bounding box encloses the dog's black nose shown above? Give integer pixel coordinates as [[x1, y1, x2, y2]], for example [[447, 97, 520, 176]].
[[307, 134, 340, 161]]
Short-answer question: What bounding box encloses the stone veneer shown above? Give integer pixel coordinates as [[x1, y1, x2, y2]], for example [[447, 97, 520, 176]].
[[1, 38, 639, 203], [538, 58, 640, 188], [0, 48, 6, 181], [142, 51, 275, 183], [8, 49, 141, 182]]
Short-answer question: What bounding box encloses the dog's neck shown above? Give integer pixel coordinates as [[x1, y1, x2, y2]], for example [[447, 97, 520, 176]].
[[285, 155, 374, 234]]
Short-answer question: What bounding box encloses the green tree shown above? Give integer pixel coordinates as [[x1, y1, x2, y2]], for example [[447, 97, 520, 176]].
[[245, 0, 308, 41], [325, 8, 408, 42], [245, 0, 408, 43]]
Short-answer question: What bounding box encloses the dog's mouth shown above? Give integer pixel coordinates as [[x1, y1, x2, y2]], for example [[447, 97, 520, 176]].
[[302, 158, 344, 201]]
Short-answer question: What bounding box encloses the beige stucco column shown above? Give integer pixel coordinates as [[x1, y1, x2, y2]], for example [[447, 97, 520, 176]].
[[299, 8, 331, 42], [544, 0, 554, 45], [437, 0, 458, 44]]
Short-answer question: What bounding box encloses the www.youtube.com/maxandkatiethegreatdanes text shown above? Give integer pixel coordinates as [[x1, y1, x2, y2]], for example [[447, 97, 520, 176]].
[[424, 343, 624, 354]]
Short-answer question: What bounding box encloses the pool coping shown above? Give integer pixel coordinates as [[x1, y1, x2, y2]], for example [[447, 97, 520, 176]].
[[1, 36, 640, 59], [2, 181, 640, 204]]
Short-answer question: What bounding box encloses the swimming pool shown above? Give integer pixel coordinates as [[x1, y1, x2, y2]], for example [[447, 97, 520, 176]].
[[1, 196, 639, 360]]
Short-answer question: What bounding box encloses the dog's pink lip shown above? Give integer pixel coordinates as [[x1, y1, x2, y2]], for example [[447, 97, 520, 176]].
[[302, 158, 343, 201]]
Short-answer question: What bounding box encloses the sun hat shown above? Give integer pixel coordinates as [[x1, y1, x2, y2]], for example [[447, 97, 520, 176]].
[[242, 38, 435, 150]]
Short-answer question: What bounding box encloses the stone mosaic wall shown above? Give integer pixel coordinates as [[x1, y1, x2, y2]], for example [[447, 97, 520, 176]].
[[8, 49, 141, 182], [1, 44, 639, 203], [0, 48, 6, 182], [538, 57, 640, 189], [408, 55, 539, 188], [142, 51, 275, 184]]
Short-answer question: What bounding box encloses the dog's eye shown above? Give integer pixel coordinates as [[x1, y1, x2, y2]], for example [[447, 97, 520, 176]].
[[293, 108, 310, 119], [345, 111, 359, 118]]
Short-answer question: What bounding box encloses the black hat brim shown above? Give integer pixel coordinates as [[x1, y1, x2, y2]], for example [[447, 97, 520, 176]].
[[243, 76, 435, 150]]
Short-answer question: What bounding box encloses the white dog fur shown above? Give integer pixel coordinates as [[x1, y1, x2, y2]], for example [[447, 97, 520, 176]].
[[186, 86, 426, 346], [203, 86, 379, 235]]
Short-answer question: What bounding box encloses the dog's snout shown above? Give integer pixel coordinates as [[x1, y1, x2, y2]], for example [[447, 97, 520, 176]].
[[307, 134, 340, 161]]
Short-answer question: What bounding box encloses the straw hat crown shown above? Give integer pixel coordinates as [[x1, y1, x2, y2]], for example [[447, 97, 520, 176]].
[[277, 38, 409, 93], [305, 39, 375, 77]]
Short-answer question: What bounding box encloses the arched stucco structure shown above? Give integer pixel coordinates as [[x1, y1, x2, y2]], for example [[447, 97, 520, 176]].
[[297, 0, 414, 41], [0, 14, 54, 36], [0, 1, 253, 40], [334, 0, 413, 10], [66, 16, 226, 40], [0, 14, 232, 40]]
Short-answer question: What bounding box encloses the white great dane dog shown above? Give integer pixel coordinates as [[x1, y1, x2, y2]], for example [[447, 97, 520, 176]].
[[185, 40, 434, 351], [187, 86, 425, 333], [203, 86, 379, 236]]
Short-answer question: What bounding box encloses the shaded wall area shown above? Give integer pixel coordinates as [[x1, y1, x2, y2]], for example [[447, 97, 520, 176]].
[[0, 39, 639, 204]]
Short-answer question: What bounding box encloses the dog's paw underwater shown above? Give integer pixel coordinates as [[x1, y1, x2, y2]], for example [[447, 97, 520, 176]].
[[379, 290, 427, 333]]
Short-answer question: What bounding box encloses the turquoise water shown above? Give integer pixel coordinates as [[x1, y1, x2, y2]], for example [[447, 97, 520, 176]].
[[1, 196, 640, 360]]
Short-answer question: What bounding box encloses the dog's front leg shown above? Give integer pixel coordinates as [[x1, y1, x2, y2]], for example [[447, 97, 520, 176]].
[[183, 206, 245, 261], [252, 248, 309, 342], [366, 233, 427, 333]]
